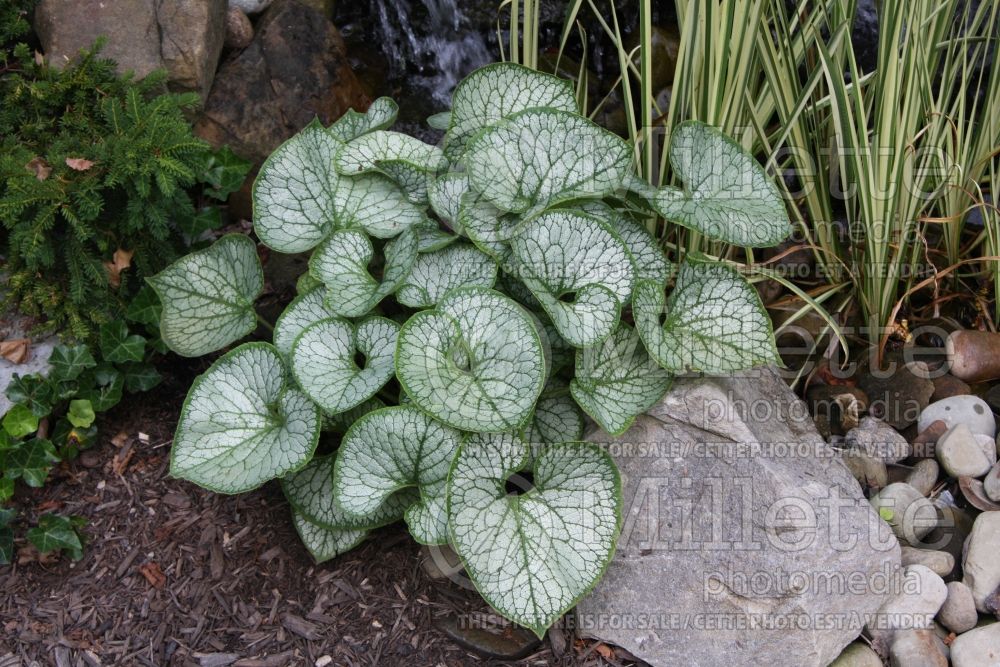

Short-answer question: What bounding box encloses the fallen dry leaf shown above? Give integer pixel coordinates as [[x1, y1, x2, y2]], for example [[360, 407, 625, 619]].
[[110, 431, 130, 447], [594, 644, 614, 659], [138, 561, 166, 589], [65, 157, 95, 171], [25, 157, 52, 181], [112, 443, 135, 476], [0, 338, 29, 364], [104, 248, 134, 288], [36, 499, 63, 513]]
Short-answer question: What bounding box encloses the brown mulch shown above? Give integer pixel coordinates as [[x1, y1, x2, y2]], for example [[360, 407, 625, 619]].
[[0, 367, 637, 667]]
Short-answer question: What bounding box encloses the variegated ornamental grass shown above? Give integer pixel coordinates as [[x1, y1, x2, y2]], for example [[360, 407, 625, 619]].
[[150, 62, 789, 636]]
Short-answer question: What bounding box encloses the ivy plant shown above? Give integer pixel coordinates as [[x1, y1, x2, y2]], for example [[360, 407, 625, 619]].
[[150, 63, 789, 636]]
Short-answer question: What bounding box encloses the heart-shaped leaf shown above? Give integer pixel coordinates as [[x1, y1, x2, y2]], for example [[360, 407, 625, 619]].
[[333, 406, 463, 545], [650, 121, 791, 247], [570, 323, 672, 435], [444, 62, 578, 160], [309, 229, 418, 318], [148, 234, 263, 358], [323, 396, 385, 433], [396, 243, 498, 308], [457, 191, 516, 261], [291, 511, 367, 563], [332, 172, 426, 239], [273, 288, 338, 358], [291, 317, 398, 414], [521, 385, 585, 446], [0, 438, 58, 486], [170, 343, 320, 493], [633, 260, 779, 372], [48, 345, 96, 381], [464, 108, 632, 215], [335, 131, 447, 204], [283, 454, 415, 530], [253, 120, 339, 253], [428, 172, 470, 231], [510, 210, 634, 347], [396, 287, 545, 433], [447, 434, 621, 637], [414, 220, 459, 253], [329, 97, 398, 142], [579, 202, 672, 286], [427, 111, 451, 130]]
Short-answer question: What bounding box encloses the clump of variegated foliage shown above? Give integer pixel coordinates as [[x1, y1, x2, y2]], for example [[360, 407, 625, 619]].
[[149, 63, 790, 637]]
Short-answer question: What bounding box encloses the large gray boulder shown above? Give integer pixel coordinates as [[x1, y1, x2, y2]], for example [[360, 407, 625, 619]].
[[577, 368, 900, 667], [34, 0, 226, 99]]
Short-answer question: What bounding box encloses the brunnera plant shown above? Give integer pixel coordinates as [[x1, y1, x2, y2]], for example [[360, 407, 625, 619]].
[[148, 63, 790, 637]]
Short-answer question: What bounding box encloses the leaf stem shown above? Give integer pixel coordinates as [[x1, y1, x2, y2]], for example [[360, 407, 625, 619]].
[[255, 313, 275, 333]]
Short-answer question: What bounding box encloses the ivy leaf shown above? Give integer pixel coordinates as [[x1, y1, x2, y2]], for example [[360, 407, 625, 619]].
[[170, 343, 320, 494], [650, 121, 791, 247], [522, 385, 585, 446], [3, 404, 39, 438], [26, 514, 85, 560], [48, 345, 97, 382], [570, 324, 672, 436], [0, 507, 13, 565], [334, 131, 447, 204], [122, 363, 162, 393], [200, 146, 252, 201], [0, 438, 59, 486], [291, 510, 368, 563], [98, 321, 146, 363], [282, 454, 415, 530], [291, 317, 398, 414], [273, 288, 338, 358], [5, 374, 54, 417], [428, 172, 470, 230], [464, 108, 632, 215], [509, 210, 634, 347], [329, 97, 399, 142], [309, 229, 417, 318], [67, 399, 96, 428], [333, 406, 462, 545], [252, 119, 340, 253], [396, 243, 498, 308], [447, 435, 622, 637], [77, 368, 124, 412], [444, 62, 577, 160], [148, 234, 263, 358], [396, 288, 545, 433], [126, 285, 162, 329], [633, 261, 779, 373]]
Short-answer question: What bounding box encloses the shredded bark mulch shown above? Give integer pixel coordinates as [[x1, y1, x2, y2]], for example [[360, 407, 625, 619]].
[[0, 367, 636, 667]]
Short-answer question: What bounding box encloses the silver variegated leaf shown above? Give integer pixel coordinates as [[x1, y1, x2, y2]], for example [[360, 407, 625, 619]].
[[444, 62, 577, 160], [396, 288, 545, 433], [333, 406, 463, 545], [335, 131, 447, 204], [651, 121, 791, 247], [414, 220, 459, 253], [291, 511, 367, 563], [522, 386, 585, 446], [570, 323, 672, 436], [457, 191, 516, 262], [509, 210, 634, 347], [291, 317, 398, 413], [273, 288, 338, 358], [332, 172, 425, 238], [309, 229, 418, 317], [148, 234, 262, 358], [329, 97, 398, 142], [633, 261, 779, 372], [396, 243, 498, 308], [447, 434, 621, 637], [170, 343, 320, 493], [464, 108, 632, 215], [428, 172, 470, 230]]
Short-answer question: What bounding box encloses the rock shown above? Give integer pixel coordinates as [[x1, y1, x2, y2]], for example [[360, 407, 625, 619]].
[[576, 368, 899, 667], [224, 6, 254, 49], [419, 543, 463, 581], [859, 362, 934, 430], [984, 462, 1000, 502], [962, 512, 1000, 612], [985, 384, 1000, 415], [807, 385, 868, 435], [919, 395, 997, 438], [437, 614, 540, 659], [889, 629, 948, 667], [947, 330, 1000, 382], [910, 420, 949, 459], [828, 642, 882, 667], [867, 565, 948, 645], [230, 0, 273, 13], [900, 547, 954, 577], [978, 433, 999, 464], [846, 416, 911, 463], [931, 373, 971, 401], [838, 449, 888, 491], [937, 423, 994, 478], [905, 459, 940, 496], [951, 622, 1000, 667], [922, 505, 974, 567], [938, 581, 978, 634], [35, 0, 226, 100], [870, 483, 938, 544], [195, 0, 369, 164]]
